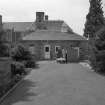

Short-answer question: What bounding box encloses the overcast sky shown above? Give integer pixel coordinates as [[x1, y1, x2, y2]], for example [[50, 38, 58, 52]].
[[0, 0, 105, 35]]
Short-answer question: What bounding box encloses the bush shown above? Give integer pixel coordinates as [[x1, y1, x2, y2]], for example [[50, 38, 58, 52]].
[[11, 61, 26, 76], [25, 60, 36, 68], [0, 43, 10, 57], [11, 44, 32, 61]]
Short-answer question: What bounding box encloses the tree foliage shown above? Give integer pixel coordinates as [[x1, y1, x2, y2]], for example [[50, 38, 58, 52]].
[[94, 30, 105, 72], [84, 0, 105, 73], [11, 44, 36, 68], [83, 0, 104, 38], [11, 44, 32, 61]]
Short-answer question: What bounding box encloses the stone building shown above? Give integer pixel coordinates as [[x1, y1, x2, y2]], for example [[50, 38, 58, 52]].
[[21, 12, 87, 62], [1, 12, 87, 62]]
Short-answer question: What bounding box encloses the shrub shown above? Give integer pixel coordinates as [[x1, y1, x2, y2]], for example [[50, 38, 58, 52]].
[[11, 61, 26, 76], [25, 60, 36, 68], [11, 44, 32, 61], [0, 43, 10, 57]]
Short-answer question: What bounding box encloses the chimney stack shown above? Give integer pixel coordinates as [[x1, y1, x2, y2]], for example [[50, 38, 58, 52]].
[[36, 12, 44, 22], [36, 12, 45, 29], [45, 15, 48, 21], [0, 15, 2, 32]]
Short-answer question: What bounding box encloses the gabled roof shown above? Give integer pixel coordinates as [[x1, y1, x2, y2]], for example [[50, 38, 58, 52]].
[[22, 30, 86, 41], [3, 20, 72, 32], [43, 20, 72, 32]]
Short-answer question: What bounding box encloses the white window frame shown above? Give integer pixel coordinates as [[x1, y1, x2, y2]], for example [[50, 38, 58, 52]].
[[44, 45, 50, 53]]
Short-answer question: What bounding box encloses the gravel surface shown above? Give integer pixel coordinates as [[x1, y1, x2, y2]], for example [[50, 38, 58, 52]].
[[1, 61, 105, 105]]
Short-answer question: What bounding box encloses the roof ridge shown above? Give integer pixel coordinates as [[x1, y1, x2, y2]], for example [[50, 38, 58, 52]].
[[3, 22, 33, 23]]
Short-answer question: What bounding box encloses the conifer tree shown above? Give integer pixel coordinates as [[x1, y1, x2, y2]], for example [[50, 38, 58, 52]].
[[84, 0, 105, 72], [83, 0, 104, 38]]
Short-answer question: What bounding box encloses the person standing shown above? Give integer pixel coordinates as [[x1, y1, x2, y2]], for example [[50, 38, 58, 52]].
[[65, 49, 68, 63], [62, 49, 65, 58]]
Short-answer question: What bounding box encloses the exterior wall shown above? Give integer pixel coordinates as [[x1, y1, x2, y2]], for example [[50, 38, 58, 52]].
[[2, 30, 22, 43], [0, 57, 11, 88], [21, 40, 87, 62], [79, 40, 88, 61]]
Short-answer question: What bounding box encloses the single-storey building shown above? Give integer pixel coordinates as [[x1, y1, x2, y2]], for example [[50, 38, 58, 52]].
[[22, 30, 87, 62]]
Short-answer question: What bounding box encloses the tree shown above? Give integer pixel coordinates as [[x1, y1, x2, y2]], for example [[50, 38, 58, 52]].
[[83, 0, 105, 73], [83, 0, 105, 38], [94, 29, 105, 72]]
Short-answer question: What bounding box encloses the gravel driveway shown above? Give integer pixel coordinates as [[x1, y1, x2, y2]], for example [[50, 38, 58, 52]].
[[1, 61, 105, 105]]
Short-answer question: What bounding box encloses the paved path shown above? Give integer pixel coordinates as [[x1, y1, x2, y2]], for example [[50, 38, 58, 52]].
[[1, 62, 105, 105]]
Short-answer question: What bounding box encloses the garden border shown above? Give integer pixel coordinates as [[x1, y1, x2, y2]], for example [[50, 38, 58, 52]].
[[0, 68, 32, 104]]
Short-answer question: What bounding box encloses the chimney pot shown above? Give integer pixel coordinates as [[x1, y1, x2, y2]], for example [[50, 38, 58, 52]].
[[0, 15, 2, 32], [45, 15, 48, 21]]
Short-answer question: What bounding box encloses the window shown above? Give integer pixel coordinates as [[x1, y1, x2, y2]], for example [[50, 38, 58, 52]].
[[55, 46, 61, 53], [44, 45, 50, 53], [45, 47, 49, 52]]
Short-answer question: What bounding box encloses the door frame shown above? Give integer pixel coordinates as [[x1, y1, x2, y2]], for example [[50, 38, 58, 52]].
[[44, 45, 51, 59]]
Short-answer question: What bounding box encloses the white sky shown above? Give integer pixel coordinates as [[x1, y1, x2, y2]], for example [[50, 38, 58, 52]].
[[0, 0, 105, 35]]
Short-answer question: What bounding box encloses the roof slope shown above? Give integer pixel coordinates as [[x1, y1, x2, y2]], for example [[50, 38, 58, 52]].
[[3, 22, 34, 32], [22, 30, 86, 41], [3, 20, 72, 32], [43, 20, 72, 32]]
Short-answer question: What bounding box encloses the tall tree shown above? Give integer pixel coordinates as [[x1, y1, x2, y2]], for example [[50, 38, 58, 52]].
[[84, 0, 105, 72], [83, 0, 104, 38]]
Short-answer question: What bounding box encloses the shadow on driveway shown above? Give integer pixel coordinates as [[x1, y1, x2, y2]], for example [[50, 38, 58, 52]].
[[1, 79, 39, 105]]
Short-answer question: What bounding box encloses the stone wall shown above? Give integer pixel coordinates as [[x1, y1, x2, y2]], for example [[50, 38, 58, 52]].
[[21, 40, 88, 62], [79, 40, 88, 61]]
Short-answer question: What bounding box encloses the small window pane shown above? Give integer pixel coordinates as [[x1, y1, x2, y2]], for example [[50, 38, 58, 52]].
[[55, 46, 60, 52], [45, 47, 49, 52]]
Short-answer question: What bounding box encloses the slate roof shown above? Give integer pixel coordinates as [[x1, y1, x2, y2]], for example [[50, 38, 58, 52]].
[[43, 20, 72, 32], [3, 20, 72, 32], [3, 22, 35, 32], [3, 20, 85, 41], [22, 30, 86, 41]]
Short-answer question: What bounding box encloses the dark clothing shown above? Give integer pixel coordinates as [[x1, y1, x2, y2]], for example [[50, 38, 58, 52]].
[[65, 53, 67, 63], [65, 50, 67, 63]]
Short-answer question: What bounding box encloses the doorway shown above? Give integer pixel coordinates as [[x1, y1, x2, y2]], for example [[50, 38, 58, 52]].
[[44, 45, 51, 59]]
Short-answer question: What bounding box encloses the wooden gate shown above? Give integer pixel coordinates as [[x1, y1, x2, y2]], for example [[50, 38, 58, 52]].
[[68, 47, 79, 62]]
